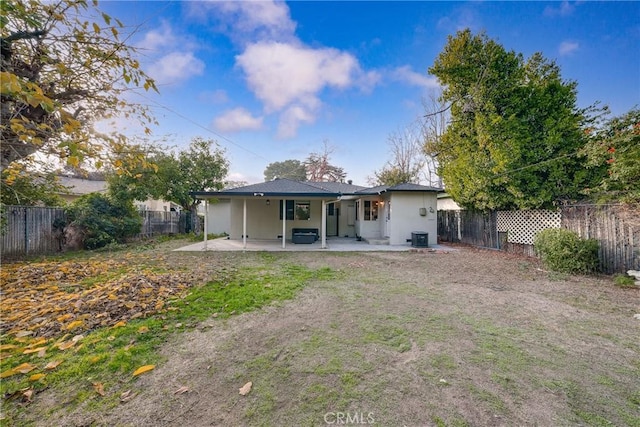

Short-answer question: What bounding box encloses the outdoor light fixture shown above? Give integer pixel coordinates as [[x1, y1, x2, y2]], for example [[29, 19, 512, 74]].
[[266, 199, 270, 206]]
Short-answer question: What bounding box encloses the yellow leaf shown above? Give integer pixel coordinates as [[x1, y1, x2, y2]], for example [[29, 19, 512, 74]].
[[111, 27, 118, 37], [239, 381, 252, 396], [66, 320, 84, 330], [93, 22, 100, 33], [44, 360, 62, 370], [29, 373, 46, 381], [13, 362, 36, 374], [0, 344, 18, 351], [113, 321, 127, 328], [57, 313, 73, 322], [132, 365, 155, 377], [23, 347, 47, 355], [89, 356, 101, 364], [0, 369, 17, 378], [138, 326, 149, 334]]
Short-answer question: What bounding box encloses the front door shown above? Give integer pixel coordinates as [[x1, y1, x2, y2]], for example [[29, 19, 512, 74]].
[[326, 203, 338, 236]]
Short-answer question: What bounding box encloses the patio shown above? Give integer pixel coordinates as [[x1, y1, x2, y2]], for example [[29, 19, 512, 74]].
[[174, 237, 453, 252]]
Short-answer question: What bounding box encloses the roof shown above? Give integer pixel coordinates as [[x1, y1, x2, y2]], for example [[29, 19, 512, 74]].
[[192, 178, 442, 199], [57, 176, 107, 196]]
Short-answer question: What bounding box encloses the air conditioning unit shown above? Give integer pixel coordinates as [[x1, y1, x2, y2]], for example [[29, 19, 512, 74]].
[[411, 231, 429, 248]]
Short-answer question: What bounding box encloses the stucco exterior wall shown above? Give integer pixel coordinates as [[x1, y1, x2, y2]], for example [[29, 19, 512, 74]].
[[206, 199, 231, 235], [229, 198, 325, 240], [388, 192, 438, 245]]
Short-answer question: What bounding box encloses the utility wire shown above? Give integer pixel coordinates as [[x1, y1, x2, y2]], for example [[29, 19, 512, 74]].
[[135, 91, 270, 162]]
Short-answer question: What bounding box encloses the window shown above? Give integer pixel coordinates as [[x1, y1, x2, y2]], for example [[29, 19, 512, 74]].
[[355, 201, 359, 221], [279, 200, 294, 220], [279, 200, 310, 220], [327, 203, 335, 216], [364, 200, 379, 221], [295, 201, 310, 220]]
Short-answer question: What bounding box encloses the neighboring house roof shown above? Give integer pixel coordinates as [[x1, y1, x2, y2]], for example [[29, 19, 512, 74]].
[[192, 178, 442, 198], [57, 176, 107, 196]]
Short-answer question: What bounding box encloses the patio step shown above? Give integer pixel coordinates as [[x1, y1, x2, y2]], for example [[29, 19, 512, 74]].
[[364, 238, 389, 245]]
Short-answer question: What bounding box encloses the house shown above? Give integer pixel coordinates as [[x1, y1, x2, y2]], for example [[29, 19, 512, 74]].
[[191, 178, 441, 249], [57, 176, 180, 211], [437, 192, 462, 211]]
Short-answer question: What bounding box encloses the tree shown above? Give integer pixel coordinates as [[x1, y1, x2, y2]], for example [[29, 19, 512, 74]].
[[371, 122, 428, 186], [64, 193, 141, 249], [108, 137, 229, 212], [1, 0, 157, 172], [304, 142, 346, 182], [582, 108, 640, 203], [264, 159, 307, 181], [428, 29, 601, 210], [0, 163, 63, 206]]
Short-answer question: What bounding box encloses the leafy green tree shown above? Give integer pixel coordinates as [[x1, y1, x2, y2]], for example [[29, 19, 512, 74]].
[[65, 193, 140, 249], [1, 0, 157, 172], [108, 137, 229, 212], [582, 108, 640, 203], [264, 159, 307, 181], [428, 29, 601, 210]]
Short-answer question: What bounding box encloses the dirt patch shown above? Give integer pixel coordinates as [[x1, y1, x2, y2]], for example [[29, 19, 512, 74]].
[[15, 246, 640, 426]]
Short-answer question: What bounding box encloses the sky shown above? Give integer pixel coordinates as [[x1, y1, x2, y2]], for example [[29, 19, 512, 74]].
[[99, 1, 640, 186]]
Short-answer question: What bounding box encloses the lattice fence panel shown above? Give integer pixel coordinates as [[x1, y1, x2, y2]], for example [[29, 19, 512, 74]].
[[497, 210, 561, 245]]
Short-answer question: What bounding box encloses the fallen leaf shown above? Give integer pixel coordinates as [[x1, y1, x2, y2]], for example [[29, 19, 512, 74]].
[[239, 381, 252, 396], [29, 373, 46, 381], [113, 321, 127, 328], [132, 365, 155, 377], [0, 344, 18, 351], [22, 388, 34, 402], [0, 368, 17, 378], [65, 320, 84, 330], [23, 347, 47, 355], [120, 389, 135, 403], [15, 330, 34, 338], [173, 386, 190, 395], [93, 382, 105, 396], [57, 340, 76, 350], [138, 326, 149, 334], [13, 362, 37, 374], [44, 360, 62, 370]]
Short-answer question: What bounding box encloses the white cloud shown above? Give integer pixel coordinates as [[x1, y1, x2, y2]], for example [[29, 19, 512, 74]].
[[137, 21, 177, 52], [236, 42, 359, 112], [187, 0, 296, 44], [559, 41, 579, 56], [277, 103, 318, 139], [391, 66, 440, 89], [213, 108, 263, 133], [148, 52, 205, 85], [544, 1, 576, 17], [199, 89, 229, 104]]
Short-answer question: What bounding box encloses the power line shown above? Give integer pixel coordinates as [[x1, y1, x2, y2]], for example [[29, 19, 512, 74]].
[[135, 92, 270, 162]]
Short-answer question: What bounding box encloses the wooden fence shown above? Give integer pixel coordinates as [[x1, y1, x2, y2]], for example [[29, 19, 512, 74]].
[[1, 205, 66, 257], [1, 205, 201, 258], [438, 204, 640, 274]]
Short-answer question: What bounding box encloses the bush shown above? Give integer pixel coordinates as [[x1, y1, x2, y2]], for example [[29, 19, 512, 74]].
[[65, 194, 141, 249], [534, 228, 599, 274]]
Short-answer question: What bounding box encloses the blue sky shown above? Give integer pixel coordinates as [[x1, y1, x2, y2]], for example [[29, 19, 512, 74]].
[[100, 1, 640, 185]]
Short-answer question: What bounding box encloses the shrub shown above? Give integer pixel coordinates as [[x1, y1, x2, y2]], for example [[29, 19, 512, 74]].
[[534, 228, 599, 274], [65, 194, 141, 249]]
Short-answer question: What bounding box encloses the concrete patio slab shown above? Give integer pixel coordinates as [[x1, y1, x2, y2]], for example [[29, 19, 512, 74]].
[[174, 237, 454, 252]]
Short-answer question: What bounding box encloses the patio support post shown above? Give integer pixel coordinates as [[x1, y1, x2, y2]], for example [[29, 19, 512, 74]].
[[321, 199, 327, 249], [243, 198, 247, 249], [282, 199, 286, 249], [203, 200, 208, 250]]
